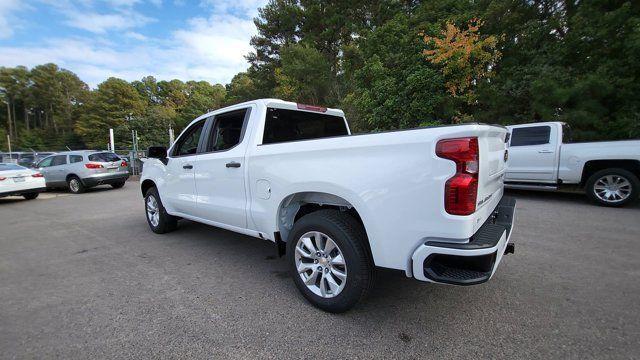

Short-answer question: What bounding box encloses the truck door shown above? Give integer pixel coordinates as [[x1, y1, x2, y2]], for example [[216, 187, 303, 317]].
[[164, 119, 206, 214], [506, 124, 559, 182], [191, 107, 252, 228]]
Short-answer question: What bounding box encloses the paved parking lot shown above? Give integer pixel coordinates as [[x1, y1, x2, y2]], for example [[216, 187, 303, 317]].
[[1, 184, 638, 359]]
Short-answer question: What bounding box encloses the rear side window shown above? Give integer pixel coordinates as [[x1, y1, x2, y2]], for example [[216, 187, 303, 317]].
[[88, 152, 121, 162], [262, 108, 348, 144], [51, 155, 68, 166], [510, 126, 551, 146], [70, 155, 84, 163]]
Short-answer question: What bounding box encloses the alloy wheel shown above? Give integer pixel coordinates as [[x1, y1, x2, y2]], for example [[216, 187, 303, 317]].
[[146, 195, 160, 227], [593, 175, 632, 203], [294, 231, 347, 298]]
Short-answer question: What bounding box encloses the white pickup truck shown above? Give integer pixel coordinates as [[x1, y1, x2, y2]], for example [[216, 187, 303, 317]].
[[505, 122, 640, 207], [141, 99, 516, 312]]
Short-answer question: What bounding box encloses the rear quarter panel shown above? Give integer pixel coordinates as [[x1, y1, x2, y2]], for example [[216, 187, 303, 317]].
[[559, 140, 640, 183], [247, 124, 507, 271]]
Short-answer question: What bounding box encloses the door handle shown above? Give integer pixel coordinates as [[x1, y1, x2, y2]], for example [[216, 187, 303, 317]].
[[183, 164, 193, 169], [538, 150, 554, 154], [226, 162, 241, 168]]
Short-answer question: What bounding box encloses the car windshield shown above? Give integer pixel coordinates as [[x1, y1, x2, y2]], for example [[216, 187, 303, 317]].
[[0, 163, 26, 171], [88, 152, 121, 162]]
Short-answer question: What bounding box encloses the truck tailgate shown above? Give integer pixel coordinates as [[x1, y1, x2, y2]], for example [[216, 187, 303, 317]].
[[477, 126, 508, 211]]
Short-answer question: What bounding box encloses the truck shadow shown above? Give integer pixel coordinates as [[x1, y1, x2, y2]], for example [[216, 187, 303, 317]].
[[169, 219, 507, 321], [505, 189, 640, 209]]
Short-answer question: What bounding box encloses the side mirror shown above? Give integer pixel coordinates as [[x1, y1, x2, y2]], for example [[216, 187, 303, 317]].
[[147, 146, 168, 165]]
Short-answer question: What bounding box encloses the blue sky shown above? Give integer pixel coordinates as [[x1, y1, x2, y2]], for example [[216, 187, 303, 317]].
[[0, 0, 268, 87]]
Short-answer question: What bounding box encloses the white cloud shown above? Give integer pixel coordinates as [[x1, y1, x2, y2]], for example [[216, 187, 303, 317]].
[[0, 0, 30, 39], [124, 31, 148, 41], [64, 11, 154, 34], [0, 0, 269, 87]]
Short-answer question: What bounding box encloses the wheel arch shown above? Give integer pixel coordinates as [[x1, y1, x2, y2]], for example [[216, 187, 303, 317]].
[[580, 159, 640, 186], [275, 191, 373, 260], [141, 179, 156, 197]]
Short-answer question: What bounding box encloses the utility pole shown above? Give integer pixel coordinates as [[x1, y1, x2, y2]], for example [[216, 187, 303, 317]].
[[109, 128, 115, 152], [169, 126, 175, 146]]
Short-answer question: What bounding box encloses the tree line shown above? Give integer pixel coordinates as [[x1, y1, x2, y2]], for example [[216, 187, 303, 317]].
[[1, 0, 639, 151]]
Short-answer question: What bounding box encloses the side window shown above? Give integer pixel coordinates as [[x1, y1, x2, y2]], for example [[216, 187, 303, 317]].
[[51, 155, 68, 166], [172, 120, 205, 156], [206, 109, 248, 152], [69, 155, 84, 163], [38, 157, 53, 168], [510, 126, 551, 146]]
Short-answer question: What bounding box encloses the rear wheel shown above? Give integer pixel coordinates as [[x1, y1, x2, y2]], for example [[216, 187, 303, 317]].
[[111, 181, 126, 189], [287, 209, 374, 313], [68, 176, 85, 194], [145, 187, 178, 234], [23, 193, 39, 200], [586, 168, 639, 207]]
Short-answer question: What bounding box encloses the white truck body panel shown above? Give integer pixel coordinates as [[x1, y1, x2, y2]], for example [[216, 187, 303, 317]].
[[506, 121, 640, 184], [142, 99, 512, 275]]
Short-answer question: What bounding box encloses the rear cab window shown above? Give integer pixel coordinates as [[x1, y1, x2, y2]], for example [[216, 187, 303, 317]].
[[88, 152, 121, 162], [262, 107, 349, 144], [510, 126, 551, 146]]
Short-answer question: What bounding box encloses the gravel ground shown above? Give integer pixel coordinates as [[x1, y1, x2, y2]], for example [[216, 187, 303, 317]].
[[1, 184, 638, 359]]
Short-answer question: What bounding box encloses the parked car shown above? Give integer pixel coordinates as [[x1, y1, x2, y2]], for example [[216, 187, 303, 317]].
[[0, 163, 46, 200], [35, 151, 129, 194], [141, 99, 517, 312], [505, 122, 640, 206]]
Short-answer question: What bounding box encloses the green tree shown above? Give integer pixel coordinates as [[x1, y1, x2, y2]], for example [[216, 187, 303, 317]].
[[274, 44, 333, 104], [76, 78, 145, 149]]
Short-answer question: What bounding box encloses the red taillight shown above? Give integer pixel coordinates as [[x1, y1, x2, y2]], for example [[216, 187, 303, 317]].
[[0, 177, 6, 181], [436, 137, 479, 215], [297, 103, 327, 112], [85, 163, 103, 169], [120, 161, 127, 167], [32, 173, 44, 178]]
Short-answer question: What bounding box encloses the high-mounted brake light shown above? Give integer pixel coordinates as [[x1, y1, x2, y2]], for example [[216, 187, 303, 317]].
[[297, 103, 327, 113], [32, 173, 44, 178], [436, 137, 479, 216], [85, 163, 103, 169]]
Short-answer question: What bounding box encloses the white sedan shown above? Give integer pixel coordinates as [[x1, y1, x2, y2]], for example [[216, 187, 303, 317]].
[[0, 163, 47, 200]]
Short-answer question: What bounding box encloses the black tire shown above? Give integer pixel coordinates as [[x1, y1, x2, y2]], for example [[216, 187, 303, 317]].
[[287, 209, 374, 313], [144, 187, 178, 234], [67, 176, 85, 194], [585, 168, 639, 207], [23, 192, 39, 200], [111, 181, 126, 189]]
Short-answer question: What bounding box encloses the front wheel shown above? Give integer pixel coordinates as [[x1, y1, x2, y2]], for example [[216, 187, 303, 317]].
[[287, 209, 374, 313], [586, 168, 639, 207], [144, 187, 178, 234]]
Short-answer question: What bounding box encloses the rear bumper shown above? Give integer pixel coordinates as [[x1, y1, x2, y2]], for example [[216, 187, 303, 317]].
[[411, 196, 516, 285], [82, 172, 129, 187], [0, 187, 47, 198]]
